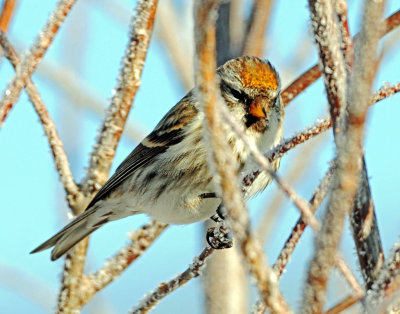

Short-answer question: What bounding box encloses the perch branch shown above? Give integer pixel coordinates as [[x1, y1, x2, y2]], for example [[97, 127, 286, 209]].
[[130, 246, 215, 314]]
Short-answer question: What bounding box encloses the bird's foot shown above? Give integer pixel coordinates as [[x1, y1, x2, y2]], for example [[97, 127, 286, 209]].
[[206, 225, 233, 249]]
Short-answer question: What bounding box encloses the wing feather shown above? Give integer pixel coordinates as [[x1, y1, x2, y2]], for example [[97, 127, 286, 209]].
[[87, 97, 197, 208]]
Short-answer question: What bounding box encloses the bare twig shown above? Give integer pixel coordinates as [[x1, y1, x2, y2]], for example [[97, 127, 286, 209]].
[[242, 0, 275, 57], [335, 254, 364, 298], [156, 0, 193, 89], [273, 164, 334, 277], [82, 0, 158, 196], [194, 1, 291, 312], [281, 9, 400, 107], [324, 295, 361, 314], [0, 0, 78, 127], [79, 221, 168, 305], [256, 133, 325, 242], [243, 82, 400, 197], [0, 0, 17, 32], [36, 59, 146, 143], [0, 31, 82, 208], [130, 246, 215, 314]]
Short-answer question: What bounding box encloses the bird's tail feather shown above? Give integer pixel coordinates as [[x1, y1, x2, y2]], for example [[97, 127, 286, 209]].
[[30, 206, 111, 261]]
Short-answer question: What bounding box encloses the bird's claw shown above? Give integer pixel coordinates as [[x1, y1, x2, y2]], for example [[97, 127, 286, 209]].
[[206, 225, 233, 249]]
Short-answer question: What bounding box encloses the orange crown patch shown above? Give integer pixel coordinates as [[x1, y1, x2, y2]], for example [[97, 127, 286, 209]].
[[240, 61, 279, 91]]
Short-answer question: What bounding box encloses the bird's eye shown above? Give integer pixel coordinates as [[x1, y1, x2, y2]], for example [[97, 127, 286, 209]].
[[221, 82, 252, 105]]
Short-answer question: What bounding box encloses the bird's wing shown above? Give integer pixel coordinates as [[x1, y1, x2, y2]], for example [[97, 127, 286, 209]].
[[87, 96, 197, 208]]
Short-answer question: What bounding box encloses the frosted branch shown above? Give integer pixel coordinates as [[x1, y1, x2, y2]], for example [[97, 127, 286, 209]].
[[79, 221, 168, 305], [281, 9, 400, 107], [82, 0, 158, 196], [302, 0, 385, 312], [0, 0, 78, 127], [130, 246, 215, 314], [367, 243, 400, 312], [57, 1, 159, 312], [0, 31, 82, 209]]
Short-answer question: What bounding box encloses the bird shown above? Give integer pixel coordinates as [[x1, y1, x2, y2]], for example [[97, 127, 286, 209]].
[[31, 56, 284, 260]]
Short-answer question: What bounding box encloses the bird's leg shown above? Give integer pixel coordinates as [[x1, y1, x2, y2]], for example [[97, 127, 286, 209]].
[[207, 204, 233, 250], [199, 193, 233, 249]]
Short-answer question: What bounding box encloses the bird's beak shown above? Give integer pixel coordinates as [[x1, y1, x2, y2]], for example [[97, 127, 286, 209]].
[[249, 97, 268, 118]]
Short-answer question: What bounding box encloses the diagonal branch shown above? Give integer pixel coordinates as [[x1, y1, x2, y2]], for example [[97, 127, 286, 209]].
[[0, 0, 78, 127], [281, 9, 400, 107], [0, 0, 17, 32], [79, 221, 168, 305], [130, 246, 215, 314], [242, 0, 275, 57], [0, 30, 81, 208], [82, 0, 159, 197], [57, 2, 159, 313]]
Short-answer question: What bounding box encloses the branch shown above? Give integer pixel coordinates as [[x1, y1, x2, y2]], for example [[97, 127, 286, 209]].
[[367, 243, 400, 312], [302, 0, 385, 311], [57, 1, 159, 312], [324, 295, 361, 314], [0, 0, 17, 32], [82, 0, 158, 196], [273, 163, 334, 277], [242, 0, 275, 57], [130, 246, 215, 314], [79, 221, 168, 305], [0, 30, 82, 208], [0, 0, 78, 127], [194, 1, 291, 312], [281, 9, 400, 107]]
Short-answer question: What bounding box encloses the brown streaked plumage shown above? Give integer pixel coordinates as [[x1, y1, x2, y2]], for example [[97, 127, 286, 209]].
[[31, 56, 284, 261]]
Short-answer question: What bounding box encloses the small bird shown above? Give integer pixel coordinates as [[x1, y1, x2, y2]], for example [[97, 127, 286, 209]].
[[31, 56, 284, 260]]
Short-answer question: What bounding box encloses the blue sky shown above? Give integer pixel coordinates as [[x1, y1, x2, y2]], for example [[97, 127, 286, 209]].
[[1, 0, 399, 313]]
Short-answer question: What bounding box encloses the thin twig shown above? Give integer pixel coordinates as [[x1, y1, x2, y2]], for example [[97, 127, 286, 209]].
[[335, 254, 364, 298], [156, 0, 193, 89], [242, 0, 275, 57], [243, 83, 400, 195], [273, 163, 334, 277], [281, 9, 400, 107], [0, 0, 17, 32], [194, 1, 291, 313], [324, 295, 361, 314], [336, 0, 385, 292], [130, 246, 215, 314], [256, 133, 325, 242], [36, 59, 146, 143], [0, 0, 78, 127], [0, 30, 82, 208], [82, 0, 159, 197], [79, 221, 168, 305]]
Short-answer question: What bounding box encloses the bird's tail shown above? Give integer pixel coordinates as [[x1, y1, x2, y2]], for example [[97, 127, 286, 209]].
[[30, 205, 112, 261]]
